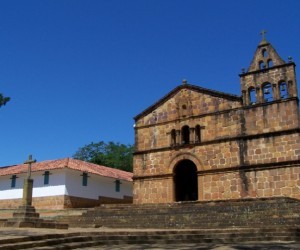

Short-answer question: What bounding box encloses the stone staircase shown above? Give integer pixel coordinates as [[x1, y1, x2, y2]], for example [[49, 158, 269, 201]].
[[0, 228, 299, 249], [60, 197, 300, 229], [0, 198, 299, 249]]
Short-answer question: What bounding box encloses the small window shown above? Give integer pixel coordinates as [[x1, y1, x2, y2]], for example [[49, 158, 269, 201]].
[[279, 82, 288, 99], [195, 125, 201, 143], [82, 172, 88, 186], [249, 87, 256, 105], [181, 125, 190, 144], [181, 104, 188, 117], [115, 180, 121, 192], [259, 61, 265, 70], [11, 175, 17, 188], [44, 171, 50, 185], [262, 49, 268, 58], [263, 83, 273, 102], [267, 59, 273, 68]]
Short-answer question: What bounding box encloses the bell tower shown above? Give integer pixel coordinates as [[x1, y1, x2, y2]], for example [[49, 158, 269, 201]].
[[240, 31, 298, 106]]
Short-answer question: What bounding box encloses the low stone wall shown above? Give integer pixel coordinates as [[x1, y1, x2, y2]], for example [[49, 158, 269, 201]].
[[99, 195, 133, 204], [64, 195, 133, 208], [0, 199, 21, 209], [0, 196, 66, 210], [64, 195, 100, 208], [0, 195, 133, 209]]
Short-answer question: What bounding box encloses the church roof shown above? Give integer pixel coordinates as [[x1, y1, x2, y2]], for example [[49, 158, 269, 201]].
[[134, 83, 241, 121], [0, 158, 133, 181]]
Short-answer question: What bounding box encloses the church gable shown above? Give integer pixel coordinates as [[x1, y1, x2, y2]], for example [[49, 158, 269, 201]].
[[134, 82, 242, 127]]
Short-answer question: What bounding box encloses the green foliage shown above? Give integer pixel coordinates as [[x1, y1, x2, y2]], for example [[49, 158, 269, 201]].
[[0, 93, 10, 107], [73, 141, 134, 172]]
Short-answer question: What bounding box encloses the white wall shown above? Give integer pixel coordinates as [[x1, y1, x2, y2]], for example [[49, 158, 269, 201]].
[[0, 169, 66, 200], [65, 168, 132, 200], [32, 169, 66, 197], [0, 175, 23, 199], [0, 168, 132, 201]]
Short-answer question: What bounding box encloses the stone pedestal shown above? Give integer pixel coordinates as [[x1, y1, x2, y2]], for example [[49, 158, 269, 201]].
[[4, 205, 68, 229], [5, 205, 41, 228]]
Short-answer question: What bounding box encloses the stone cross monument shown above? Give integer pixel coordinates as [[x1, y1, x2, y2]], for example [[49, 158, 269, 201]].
[[3, 154, 68, 228], [23, 155, 36, 206]]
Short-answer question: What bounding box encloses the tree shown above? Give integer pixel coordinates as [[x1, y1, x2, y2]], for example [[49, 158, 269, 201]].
[[0, 93, 10, 107], [73, 141, 134, 172]]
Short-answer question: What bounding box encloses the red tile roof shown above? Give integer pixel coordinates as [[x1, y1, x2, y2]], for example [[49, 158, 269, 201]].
[[0, 158, 132, 182]]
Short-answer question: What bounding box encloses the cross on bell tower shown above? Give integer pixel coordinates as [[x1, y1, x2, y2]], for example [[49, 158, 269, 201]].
[[260, 30, 267, 41]]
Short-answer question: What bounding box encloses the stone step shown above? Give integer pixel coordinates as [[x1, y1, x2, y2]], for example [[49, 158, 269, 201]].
[[95, 198, 299, 209], [4, 220, 68, 229], [60, 197, 300, 229], [64, 215, 300, 229], [30, 237, 298, 250], [0, 233, 80, 246], [0, 228, 299, 250]]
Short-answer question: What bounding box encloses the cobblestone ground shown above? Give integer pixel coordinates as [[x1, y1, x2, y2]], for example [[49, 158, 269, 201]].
[[80, 242, 300, 250]]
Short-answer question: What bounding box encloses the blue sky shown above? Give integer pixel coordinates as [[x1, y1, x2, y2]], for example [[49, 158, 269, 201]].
[[1, 0, 300, 166]]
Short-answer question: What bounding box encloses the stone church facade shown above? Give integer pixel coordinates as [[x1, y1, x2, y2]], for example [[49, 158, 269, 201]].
[[133, 36, 300, 204]]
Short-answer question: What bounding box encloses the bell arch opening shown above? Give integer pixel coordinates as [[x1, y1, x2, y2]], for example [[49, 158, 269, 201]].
[[173, 160, 198, 202]]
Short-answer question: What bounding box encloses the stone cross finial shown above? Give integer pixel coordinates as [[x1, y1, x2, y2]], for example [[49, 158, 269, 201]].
[[260, 30, 267, 41], [24, 155, 36, 179]]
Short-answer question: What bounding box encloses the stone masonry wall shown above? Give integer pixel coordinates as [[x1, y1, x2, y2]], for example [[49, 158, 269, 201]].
[[135, 89, 241, 128], [201, 166, 300, 200], [133, 177, 172, 204], [134, 134, 300, 204], [243, 99, 299, 135], [134, 164, 300, 204], [134, 141, 241, 177], [243, 134, 300, 165], [135, 108, 243, 152], [135, 90, 242, 152]]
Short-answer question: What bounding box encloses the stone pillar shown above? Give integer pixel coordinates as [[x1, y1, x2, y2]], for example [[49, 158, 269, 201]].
[[190, 127, 195, 144], [22, 178, 33, 206], [176, 130, 181, 145], [242, 90, 248, 106], [198, 175, 203, 201], [272, 83, 279, 100], [256, 87, 262, 103], [169, 175, 175, 202], [288, 80, 295, 97]]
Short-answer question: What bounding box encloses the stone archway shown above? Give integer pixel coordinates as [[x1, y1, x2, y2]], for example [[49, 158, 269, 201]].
[[173, 160, 198, 202]]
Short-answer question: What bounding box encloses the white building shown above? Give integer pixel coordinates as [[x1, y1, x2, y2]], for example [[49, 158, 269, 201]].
[[0, 158, 133, 209]]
